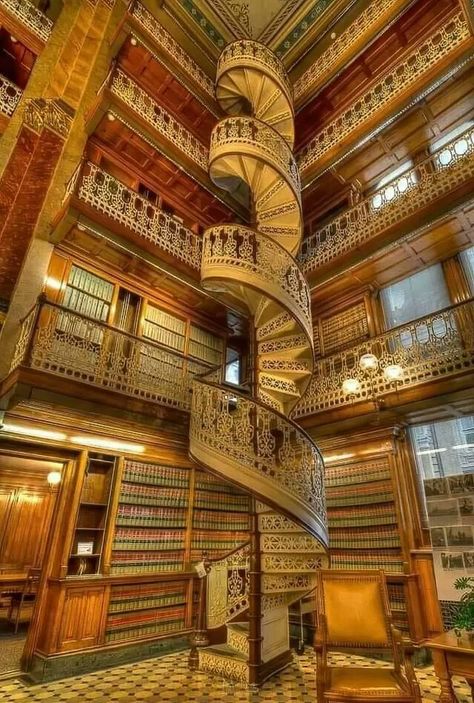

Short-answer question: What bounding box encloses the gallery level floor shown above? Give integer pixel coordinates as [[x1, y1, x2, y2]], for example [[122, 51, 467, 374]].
[[0, 650, 471, 702]]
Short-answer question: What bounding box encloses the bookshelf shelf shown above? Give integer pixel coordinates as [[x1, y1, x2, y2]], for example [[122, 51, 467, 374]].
[[67, 453, 117, 577]]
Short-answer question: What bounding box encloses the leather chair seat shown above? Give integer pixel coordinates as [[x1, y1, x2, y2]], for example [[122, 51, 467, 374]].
[[326, 667, 407, 697]]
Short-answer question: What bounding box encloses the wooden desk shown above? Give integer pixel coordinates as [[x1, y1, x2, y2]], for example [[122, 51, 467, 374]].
[[428, 630, 474, 703], [0, 572, 28, 593]]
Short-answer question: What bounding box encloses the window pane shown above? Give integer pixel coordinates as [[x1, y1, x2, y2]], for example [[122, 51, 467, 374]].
[[460, 246, 474, 295], [380, 264, 451, 330], [225, 348, 240, 385]]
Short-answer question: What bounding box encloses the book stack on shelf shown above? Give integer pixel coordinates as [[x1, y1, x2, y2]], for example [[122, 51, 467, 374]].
[[191, 470, 250, 562], [105, 580, 187, 643], [110, 460, 190, 575], [68, 454, 116, 576], [142, 304, 186, 352], [325, 459, 406, 622], [188, 324, 224, 366], [387, 582, 410, 635]]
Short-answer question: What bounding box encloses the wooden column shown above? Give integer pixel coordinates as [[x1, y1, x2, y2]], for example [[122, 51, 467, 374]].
[[248, 498, 262, 686]]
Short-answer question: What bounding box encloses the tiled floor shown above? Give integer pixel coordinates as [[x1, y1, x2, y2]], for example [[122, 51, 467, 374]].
[[0, 650, 471, 702]]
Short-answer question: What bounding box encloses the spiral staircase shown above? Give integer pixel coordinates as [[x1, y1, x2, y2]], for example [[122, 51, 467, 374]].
[[189, 41, 329, 685]]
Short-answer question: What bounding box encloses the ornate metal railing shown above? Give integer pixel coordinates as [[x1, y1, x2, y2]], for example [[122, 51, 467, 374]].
[[0, 73, 22, 118], [206, 543, 251, 629], [190, 381, 327, 532], [109, 69, 209, 171], [217, 40, 292, 103], [11, 300, 213, 411], [292, 299, 474, 418], [130, 1, 214, 98], [0, 0, 53, 42], [297, 13, 470, 175], [65, 161, 202, 270], [294, 0, 402, 102], [211, 117, 301, 196], [300, 124, 474, 274], [202, 225, 312, 338]]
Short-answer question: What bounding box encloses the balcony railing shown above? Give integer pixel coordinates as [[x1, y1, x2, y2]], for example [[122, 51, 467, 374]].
[[10, 300, 214, 412], [0, 0, 53, 43], [292, 299, 474, 418], [0, 73, 22, 118], [65, 161, 202, 270], [299, 125, 474, 275], [109, 69, 209, 172]]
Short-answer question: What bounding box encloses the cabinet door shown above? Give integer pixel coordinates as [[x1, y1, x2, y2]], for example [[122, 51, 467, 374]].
[[59, 586, 108, 651], [0, 488, 15, 560]]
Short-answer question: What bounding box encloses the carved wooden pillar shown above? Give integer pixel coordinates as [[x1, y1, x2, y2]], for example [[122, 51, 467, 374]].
[[188, 555, 211, 671], [248, 498, 262, 686]]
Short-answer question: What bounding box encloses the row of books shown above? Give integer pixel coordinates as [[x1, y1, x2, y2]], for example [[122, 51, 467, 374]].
[[68, 264, 114, 301], [110, 552, 184, 574], [109, 592, 186, 613], [330, 552, 404, 572], [119, 484, 189, 507], [113, 529, 185, 551], [106, 611, 185, 641], [193, 493, 250, 512], [325, 460, 391, 487], [116, 506, 187, 526], [195, 472, 250, 495], [109, 582, 187, 612], [63, 288, 110, 323], [192, 511, 250, 530], [191, 532, 249, 551], [123, 461, 190, 487], [326, 480, 394, 507]]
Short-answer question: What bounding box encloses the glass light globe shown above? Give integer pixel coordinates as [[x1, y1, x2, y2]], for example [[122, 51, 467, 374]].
[[47, 471, 62, 486], [342, 378, 361, 395], [384, 364, 403, 382], [359, 353, 378, 372]]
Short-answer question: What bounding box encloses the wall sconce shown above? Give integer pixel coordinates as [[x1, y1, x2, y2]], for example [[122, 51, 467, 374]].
[[342, 353, 404, 408], [47, 471, 62, 486]]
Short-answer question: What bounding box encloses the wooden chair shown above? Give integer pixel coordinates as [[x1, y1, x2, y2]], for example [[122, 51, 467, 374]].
[[7, 567, 41, 633], [314, 570, 421, 703]]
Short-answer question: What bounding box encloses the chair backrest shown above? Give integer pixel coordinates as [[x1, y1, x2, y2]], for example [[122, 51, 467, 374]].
[[316, 569, 393, 649]]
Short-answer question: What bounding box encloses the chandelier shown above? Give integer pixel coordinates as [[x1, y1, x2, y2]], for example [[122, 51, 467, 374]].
[[342, 353, 404, 407]]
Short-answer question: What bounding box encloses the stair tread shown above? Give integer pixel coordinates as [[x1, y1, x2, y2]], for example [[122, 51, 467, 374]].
[[227, 622, 249, 634], [202, 643, 247, 661]]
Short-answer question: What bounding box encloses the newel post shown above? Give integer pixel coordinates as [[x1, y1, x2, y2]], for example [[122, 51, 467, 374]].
[[188, 553, 211, 670]]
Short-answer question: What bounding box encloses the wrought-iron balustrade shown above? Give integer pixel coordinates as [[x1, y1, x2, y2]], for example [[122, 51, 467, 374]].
[[11, 300, 213, 411], [0, 73, 22, 118], [0, 0, 53, 42], [64, 161, 202, 270], [300, 124, 474, 274], [292, 299, 474, 418]]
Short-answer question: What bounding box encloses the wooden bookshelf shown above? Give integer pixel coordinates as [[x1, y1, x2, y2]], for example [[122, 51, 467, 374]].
[[191, 469, 250, 562], [67, 453, 116, 577], [110, 460, 190, 575]]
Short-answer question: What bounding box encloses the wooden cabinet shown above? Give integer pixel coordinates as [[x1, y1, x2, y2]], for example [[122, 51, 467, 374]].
[[59, 584, 109, 651]]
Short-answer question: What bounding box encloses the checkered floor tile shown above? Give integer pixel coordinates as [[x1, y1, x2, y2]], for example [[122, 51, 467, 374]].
[[0, 650, 471, 702]]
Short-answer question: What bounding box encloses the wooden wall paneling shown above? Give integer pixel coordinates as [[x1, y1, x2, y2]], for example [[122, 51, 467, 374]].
[[58, 584, 109, 652], [410, 549, 443, 638], [23, 452, 88, 667], [0, 486, 15, 559], [0, 487, 55, 567], [442, 255, 472, 304], [44, 251, 70, 303], [101, 455, 124, 577]]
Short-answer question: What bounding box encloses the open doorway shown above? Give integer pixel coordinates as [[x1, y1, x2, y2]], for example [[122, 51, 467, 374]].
[[0, 452, 63, 676]]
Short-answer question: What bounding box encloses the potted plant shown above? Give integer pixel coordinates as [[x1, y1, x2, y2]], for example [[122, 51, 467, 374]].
[[453, 576, 474, 638]]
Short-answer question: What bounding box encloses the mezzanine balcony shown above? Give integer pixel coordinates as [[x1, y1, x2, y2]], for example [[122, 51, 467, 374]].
[[57, 160, 202, 273], [293, 299, 474, 422], [0, 0, 53, 47], [300, 125, 474, 283], [2, 299, 214, 415]]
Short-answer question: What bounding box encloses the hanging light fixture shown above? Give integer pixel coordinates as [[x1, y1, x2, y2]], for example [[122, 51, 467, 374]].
[[359, 353, 378, 372], [341, 352, 404, 408], [342, 378, 361, 395]]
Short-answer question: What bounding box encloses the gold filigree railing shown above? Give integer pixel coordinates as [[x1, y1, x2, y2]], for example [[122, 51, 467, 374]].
[[217, 41, 292, 103], [130, 1, 214, 98], [297, 13, 470, 176], [300, 124, 474, 274], [11, 300, 213, 411], [202, 225, 312, 337], [65, 161, 202, 270], [190, 381, 327, 539], [206, 543, 251, 629], [0, 73, 22, 118], [292, 299, 474, 418], [0, 0, 53, 42], [109, 69, 209, 171], [211, 117, 301, 197]]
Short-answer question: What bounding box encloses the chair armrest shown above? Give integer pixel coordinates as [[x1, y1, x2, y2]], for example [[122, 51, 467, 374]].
[[391, 625, 421, 700]]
